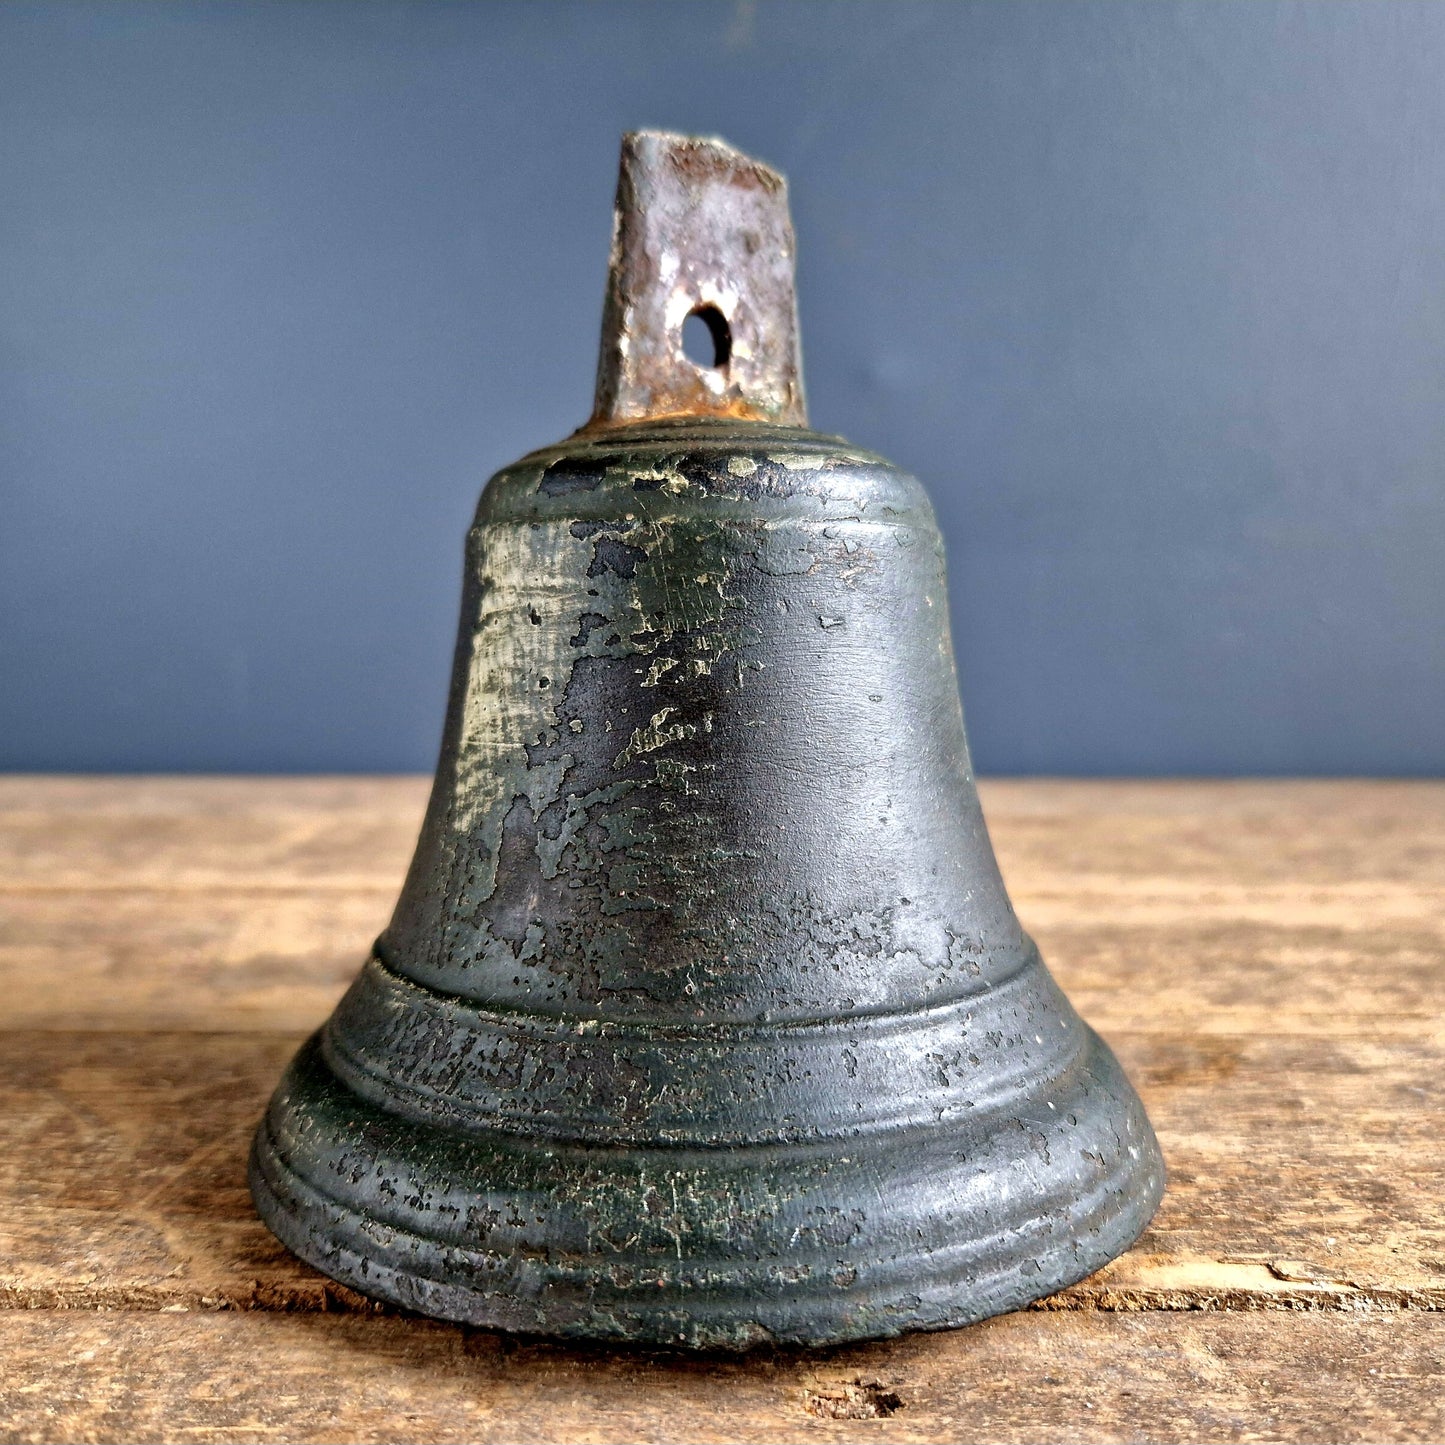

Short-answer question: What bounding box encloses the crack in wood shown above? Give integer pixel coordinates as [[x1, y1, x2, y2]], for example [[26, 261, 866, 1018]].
[[2, 1274, 1441, 1317]]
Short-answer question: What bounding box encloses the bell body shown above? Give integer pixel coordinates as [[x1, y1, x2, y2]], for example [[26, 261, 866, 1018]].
[[252, 416, 1163, 1346], [251, 131, 1163, 1347]]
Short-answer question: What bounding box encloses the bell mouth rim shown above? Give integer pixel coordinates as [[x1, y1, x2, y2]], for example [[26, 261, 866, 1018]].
[[252, 1132, 1162, 1352], [249, 1029, 1165, 1350]]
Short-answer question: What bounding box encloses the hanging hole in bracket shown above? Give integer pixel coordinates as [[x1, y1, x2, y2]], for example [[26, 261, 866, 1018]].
[[682, 305, 732, 370]]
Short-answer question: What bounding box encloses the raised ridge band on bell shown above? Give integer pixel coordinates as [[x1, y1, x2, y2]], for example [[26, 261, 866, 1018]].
[[318, 946, 1090, 1147], [478, 425, 932, 528]]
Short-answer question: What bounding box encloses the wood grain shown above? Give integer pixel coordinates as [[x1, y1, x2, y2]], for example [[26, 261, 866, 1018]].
[[1, 1311, 1441, 1445], [0, 777, 1440, 1443]]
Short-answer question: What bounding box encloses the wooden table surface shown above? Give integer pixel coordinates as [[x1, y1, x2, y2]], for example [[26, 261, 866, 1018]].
[[0, 777, 1440, 1444]]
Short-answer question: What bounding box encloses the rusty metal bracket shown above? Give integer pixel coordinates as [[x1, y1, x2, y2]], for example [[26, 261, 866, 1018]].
[[589, 130, 807, 429]]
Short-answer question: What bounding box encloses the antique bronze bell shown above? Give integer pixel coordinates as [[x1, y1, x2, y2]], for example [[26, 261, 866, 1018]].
[[251, 130, 1164, 1348]]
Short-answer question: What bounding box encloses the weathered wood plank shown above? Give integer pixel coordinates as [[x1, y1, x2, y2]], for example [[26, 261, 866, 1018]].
[[3, 891, 1439, 1037], [984, 778, 1445, 886], [0, 776, 426, 891], [1, 778, 1441, 1441], [0, 1027, 1438, 1312], [3, 777, 1443, 892], [0, 1310, 1440, 1445], [0, 890, 391, 1032], [2, 780, 1441, 1036]]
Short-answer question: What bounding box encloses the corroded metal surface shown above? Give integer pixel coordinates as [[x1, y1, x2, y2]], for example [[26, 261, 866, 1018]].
[[590, 131, 805, 427], [250, 132, 1164, 1348]]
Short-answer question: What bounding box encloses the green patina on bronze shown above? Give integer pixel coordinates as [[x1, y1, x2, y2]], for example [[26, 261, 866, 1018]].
[[250, 131, 1164, 1348]]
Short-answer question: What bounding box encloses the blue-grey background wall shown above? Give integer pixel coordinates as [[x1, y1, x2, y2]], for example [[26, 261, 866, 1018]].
[[3, 0, 1442, 775]]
